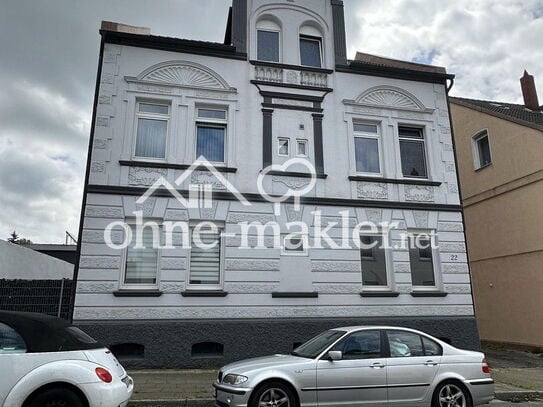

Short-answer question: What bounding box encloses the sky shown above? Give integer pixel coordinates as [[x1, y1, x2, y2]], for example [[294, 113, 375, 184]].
[[0, 0, 542, 243]]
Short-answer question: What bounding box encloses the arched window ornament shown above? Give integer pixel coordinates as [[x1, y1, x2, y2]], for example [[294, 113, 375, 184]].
[[137, 61, 231, 90]]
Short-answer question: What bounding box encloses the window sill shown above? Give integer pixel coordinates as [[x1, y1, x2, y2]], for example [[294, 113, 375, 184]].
[[410, 291, 448, 297], [272, 292, 319, 298], [119, 160, 237, 173], [263, 170, 328, 179], [360, 291, 400, 298], [348, 175, 441, 187], [475, 163, 492, 172], [181, 290, 229, 297], [113, 290, 163, 297]]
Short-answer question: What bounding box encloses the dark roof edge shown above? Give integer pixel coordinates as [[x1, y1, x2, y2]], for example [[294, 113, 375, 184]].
[[450, 97, 543, 132], [100, 29, 248, 61], [338, 60, 454, 85]]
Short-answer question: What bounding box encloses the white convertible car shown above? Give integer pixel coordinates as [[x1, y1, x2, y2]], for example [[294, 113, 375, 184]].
[[0, 311, 134, 407]]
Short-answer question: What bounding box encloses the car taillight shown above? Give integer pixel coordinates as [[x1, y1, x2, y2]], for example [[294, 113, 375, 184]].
[[482, 358, 491, 374], [95, 367, 113, 383]]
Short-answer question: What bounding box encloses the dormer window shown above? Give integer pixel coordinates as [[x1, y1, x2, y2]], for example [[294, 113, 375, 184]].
[[299, 24, 323, 68], [256, 19, 281, 63]]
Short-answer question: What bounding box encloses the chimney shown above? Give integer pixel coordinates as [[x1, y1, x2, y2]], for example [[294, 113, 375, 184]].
[[520, 70, 541, 111]]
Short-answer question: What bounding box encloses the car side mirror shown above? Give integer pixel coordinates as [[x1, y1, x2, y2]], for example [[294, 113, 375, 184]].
[[327, 351, 342, 361]]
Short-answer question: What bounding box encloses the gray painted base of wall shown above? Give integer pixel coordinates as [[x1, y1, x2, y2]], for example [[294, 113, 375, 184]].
[[76, 316, 481, 368]]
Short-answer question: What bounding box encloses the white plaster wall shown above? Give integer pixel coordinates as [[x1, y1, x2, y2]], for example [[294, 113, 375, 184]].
[[0, 239, 73, 280]]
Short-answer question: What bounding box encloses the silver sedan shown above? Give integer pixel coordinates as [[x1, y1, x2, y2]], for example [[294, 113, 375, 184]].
[[213, 326, 494, 407]]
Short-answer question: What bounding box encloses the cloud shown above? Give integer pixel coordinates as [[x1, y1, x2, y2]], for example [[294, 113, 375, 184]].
[[0, 0, 542, 242], [347, 0, 543, 101]]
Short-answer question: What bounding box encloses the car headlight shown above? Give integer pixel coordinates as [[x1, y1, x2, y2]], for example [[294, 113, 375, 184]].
[[222, 374, 248, 385]]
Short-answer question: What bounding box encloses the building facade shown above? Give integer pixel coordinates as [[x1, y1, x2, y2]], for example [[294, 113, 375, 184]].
[[450, 72, 543, 350], [73, 0, 479, 367]]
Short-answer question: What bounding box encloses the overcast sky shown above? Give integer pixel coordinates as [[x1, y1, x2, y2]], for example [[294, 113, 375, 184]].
[[0, 0, 542, 243]]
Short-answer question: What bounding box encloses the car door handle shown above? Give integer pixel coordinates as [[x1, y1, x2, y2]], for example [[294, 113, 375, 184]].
[[424, 360, 438, 366], [370, 362, 385, 368]]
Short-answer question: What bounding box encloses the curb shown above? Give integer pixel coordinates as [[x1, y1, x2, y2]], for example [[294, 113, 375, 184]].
[[129, 399, 215, 407], [495, 391, 542, 402]]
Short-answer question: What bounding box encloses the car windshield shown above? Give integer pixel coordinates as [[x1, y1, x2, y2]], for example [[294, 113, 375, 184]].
[[292, 330, 346, 358]]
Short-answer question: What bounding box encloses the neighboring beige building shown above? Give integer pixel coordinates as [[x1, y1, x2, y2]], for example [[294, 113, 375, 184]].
[[450, 71, 543, 349]]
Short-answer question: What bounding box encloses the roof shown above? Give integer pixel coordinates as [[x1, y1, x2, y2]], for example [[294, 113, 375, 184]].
[[354, 52, 448, 74], [28, 244, 77, 252], [450, 96, 543, 131], [0, 311, 102, 353]]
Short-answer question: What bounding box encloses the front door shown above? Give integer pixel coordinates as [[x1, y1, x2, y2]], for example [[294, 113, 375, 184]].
[[316, 329, 387, 407], [385, 330, 442, 404]]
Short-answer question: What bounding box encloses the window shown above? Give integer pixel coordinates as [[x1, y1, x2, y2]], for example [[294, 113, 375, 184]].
[[409, 233, 436, 287], [0, 322, 27, 354], [110, 343, 145, 360], [189, 225, 223, 286], [331, 330, 382, 360], [191, 341, 224, 358], [360, 235, 388, 287], [300, 36, 322, 68], [386, 330, 425, 358], [399, 126, 428, 178], [278, 138, 289, 156], [124, 224, 159, 286], [292, 330, 346, 359], [422, 336, 442, 356], [257, 30, 280, 62], [354, 122, 381, 174], [473, 130, 492, 169], [134, 102, 169, 159], [196, 108, 227, 163], [282, 234, 307, 255], [296, 140, 308, 157]]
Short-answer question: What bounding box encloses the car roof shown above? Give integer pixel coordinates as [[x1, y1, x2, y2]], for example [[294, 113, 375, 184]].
[[0, 311, 102, 353], [331, 325, 433, 334]]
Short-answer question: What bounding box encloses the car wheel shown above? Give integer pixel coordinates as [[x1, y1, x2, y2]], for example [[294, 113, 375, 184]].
[[29, 388, 84, 407], [432, 380, 472, 407], [251, 381, 296, 407]]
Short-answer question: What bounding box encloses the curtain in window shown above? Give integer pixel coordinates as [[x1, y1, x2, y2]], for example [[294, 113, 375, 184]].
[[125, 226, 158, 284], [197, 126, 225, 162], [190, 231, 221, 285], [355, 137, 380, 173], [135, 118, 167, 158]]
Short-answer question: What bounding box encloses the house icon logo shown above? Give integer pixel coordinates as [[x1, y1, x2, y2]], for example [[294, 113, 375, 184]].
[[136, 156, 250, 208]]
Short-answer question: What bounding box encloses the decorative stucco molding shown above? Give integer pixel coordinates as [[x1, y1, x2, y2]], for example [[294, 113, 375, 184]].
[[405, 185, 435, 202], [357, 182, 388, 200], [134, 61, 232, 90], [127, 167, 168, 186], [345, 86, 432, 113]]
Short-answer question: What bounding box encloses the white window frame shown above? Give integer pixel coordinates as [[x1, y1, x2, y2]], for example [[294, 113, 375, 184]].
[[256, 28, 281, 63], [407, 229, 443, 292], [120, 221, 162, 291], [133, 100, 170, 161], [353, 121, 383, 176], [195, 106, 228, 164], [187, 222, 225, 290], [278, 137, 290, 157], [296, 139, 308, 157], [281, 233, 309, 256], [299, 35, 323, 68], [398, 125, 430, 180], [472, 129, 492, 170], [360, 230, 395, 292]]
